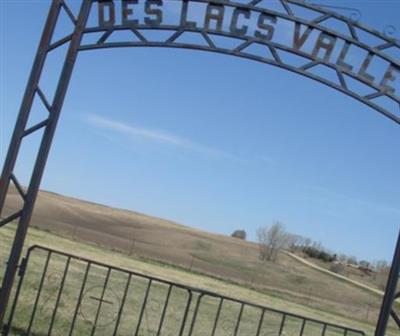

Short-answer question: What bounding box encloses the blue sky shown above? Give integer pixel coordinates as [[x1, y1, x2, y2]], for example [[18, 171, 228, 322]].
[[1, 0, 400, 262]]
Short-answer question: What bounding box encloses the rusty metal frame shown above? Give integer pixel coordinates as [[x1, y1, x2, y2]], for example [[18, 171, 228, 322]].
[[0, 0, 399, 334]]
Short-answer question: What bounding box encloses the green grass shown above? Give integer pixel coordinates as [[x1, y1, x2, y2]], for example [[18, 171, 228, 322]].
[[5, 247, 361, 336], [0, 223, 397, 336]]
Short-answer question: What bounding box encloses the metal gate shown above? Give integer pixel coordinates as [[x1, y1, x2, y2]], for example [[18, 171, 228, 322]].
[[2, 245, 365, 336]]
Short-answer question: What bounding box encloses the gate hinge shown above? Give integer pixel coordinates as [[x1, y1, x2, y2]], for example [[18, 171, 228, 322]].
[[18, 257, 27, 277]]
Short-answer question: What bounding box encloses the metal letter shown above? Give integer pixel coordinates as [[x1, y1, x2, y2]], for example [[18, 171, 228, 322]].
[[145, 0, 163, 27], [293, 22, 313, 50], [380, 64, 399, 94], [122, 0, 138, 26], [255, 13, 277, 41], [359, 52, 375, 84], [230, 8, 250, 37], [336, 41, 353, 72], [180, 0, 197, 29], [311, 32, 337, 62], [98, 0, 115, 28], [204, 3, 225, 32]]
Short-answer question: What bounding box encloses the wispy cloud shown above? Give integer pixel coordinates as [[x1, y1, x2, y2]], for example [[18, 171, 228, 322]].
[[84, 114, 240, 161]]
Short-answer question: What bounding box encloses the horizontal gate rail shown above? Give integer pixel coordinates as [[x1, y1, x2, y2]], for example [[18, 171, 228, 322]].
[[3, 244, 366, 336]]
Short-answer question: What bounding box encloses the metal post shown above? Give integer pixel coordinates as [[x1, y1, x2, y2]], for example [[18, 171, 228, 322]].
[[0, 0, 62, 218], [0, 0, 91, 325], [375, 229, 400, 335]]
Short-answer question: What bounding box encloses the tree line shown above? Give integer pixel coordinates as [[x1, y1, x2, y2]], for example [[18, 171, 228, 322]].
[[232, 221, 391, 290]]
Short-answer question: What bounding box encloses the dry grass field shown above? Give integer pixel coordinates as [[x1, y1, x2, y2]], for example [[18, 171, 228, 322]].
[[1, 188, 398, 334]]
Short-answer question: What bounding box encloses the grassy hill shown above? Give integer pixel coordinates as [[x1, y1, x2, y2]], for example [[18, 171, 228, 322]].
[[1, 187, 398, 332]]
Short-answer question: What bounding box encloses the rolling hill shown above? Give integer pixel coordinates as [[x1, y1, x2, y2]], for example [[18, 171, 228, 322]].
[[1, 187, 390, 327]]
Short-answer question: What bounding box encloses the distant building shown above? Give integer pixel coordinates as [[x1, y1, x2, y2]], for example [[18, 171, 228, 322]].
[[231, 230, 247, 240]]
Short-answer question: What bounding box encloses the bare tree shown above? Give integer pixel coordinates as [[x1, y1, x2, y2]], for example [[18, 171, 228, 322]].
[[257, 222, 288, 262], [303, 238, 312, 248], [337, 254, 348, 263], [374, 260, 389, 272], [347, 256, 358, 266], [286, 234, 303, 252], [374, 260, 390, 290], [359, 260, 371, 268]]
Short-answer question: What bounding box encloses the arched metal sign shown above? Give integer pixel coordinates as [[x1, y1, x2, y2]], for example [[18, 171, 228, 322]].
[[0, 0, 399, 334]]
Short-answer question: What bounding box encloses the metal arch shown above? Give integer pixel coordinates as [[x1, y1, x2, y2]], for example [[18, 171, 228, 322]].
[[73, 0, 400, 124], [78, 24, 400, 125], [0, 1, 399, 335]]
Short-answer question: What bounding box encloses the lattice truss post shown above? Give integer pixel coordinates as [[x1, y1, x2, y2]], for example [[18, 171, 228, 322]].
[[0, 0, 91, 324]]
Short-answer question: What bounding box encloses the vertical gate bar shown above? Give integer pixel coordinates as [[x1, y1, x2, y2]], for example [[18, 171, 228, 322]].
[[156, 285, 173, 336], [211, 298, 223, 336], [187, 294, 204, 336], [4, 255, 30, 336], [0, 0, 62, 216], [134, 279, 152, 336], [321, 324, 327, 336], [47, 256, 71, 336], [0, 0, 92, 326], [375, 229, 400, 336], [278, 314, 286, 336], [178, 290, 193, 336], [26, 251, 52, 336], [255, 309, 265, 336], [112, 273, 132, 336], [90, 267, 111, 336], [69, 261, 91, 336], [233, 303, 244, 336], [299, 319, 306, 336]]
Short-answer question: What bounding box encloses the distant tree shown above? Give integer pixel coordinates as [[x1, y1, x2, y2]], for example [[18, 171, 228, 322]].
[[375, 266, 390, 290], [296, 236, 307, 248], [303, 245, 335, 262], [287, 234, 304, 252], [337, 254, 348, 263], [312, 241, 323, 251], [231, 230, 247, 240], [374, 260, 390, 290], [374, 260, 389, 272], [256, 222, 288, 262], [347, 256, 358, 265], [303, 238, 312, 248], [359, 260, 371, 268]]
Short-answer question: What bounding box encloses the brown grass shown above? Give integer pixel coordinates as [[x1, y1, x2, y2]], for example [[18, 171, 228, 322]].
[[2, 188, 398, 333]]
